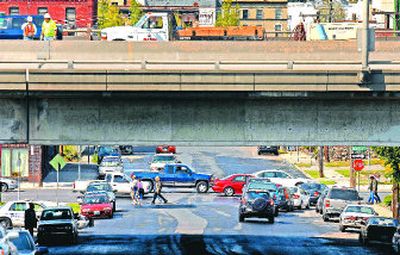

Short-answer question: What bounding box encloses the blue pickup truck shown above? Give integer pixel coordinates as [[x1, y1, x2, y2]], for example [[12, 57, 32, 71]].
[[132, 164, 213, 193], [0, 15, 43, 40]]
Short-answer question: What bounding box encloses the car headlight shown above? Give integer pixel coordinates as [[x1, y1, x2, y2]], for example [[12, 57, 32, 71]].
[[38, 226, 45, 231]]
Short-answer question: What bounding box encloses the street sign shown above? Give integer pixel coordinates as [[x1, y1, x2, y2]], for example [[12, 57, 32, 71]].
[[352, 146, 367, 152], [351, 153, 365, 159], [49, 154, 66, 171], [353, 159, 364, 171]]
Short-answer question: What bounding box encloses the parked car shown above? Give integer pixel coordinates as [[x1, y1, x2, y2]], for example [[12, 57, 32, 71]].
[[246, 178, 279, 216], [254, 170, 308, 187], [392, 226, 400, 253], [0, 200, 47, 229], [0, 15, 43, 40], [85, 182, 116, 212], [276, 186, 294, 212], [9, 229, 49, 255], [149, 154, 178, 171], [339, 204, 377, 232], [97, 146, 121, 163], [290, 186, 311, 210], [98, 156, 124, 177], [315, 189, 329, 214], [257, 146, 279, 155], [359, 217, 398, 245], [80, 193, 113, 219], [156, 145, 176, 154], [239, 179, 276, 223], [212, 174, 254, 196], [0, 226, 18, 255], [298, 182, 327, 206], [37, 207, 80, 245], [0, 177, 18, 192], [321, 187, 362, 222], [132, 163, 213, 193], [119, 145, 133, 155]]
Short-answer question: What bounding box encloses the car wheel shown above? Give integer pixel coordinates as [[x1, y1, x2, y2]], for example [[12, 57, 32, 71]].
[[323, 214, 329, 222], [0, 183, 8, 192], [258, 151, 261, 155], [315, 206, 320, 213], [196, 181, 209, 193], [274, 152, 279, 156], [339, 224, 346, 232], [306, 202, 310, 210], [268, 216, 275, 224], [239, 213, 245, 222], [113, 201, 116, 212], [0, 217, 12, 229], [274, 208, 279, 217], [224, 187, 235, 196]]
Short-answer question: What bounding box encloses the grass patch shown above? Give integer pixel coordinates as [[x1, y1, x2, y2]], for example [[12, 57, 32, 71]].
[[68, 203, 80, 214], [295, 162, 312, 168], [304, 169, 320, 179], [325, 161, 350, 167], [367, 159, 385, 166], [278, 149, 288, 154], [335, 169, 350, 178], [319, 179, 337, 186], [384, 194, 392, 207]]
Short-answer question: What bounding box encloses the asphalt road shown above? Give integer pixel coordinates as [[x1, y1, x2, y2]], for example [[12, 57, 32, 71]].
[[3, 147, 396, 255]]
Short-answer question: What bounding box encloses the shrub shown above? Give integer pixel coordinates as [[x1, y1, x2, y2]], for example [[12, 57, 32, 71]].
[[384, 194, 392, 207]]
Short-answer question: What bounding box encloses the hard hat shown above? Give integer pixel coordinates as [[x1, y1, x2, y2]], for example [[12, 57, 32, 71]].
[[27, 16, 33, 22], [44, 13, 51, 19]]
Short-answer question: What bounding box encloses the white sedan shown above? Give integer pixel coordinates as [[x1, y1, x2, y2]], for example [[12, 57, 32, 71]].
[[0, 201, 49, 229], [253, 170, 309, 187], [289, 186, 310, 210], [339, 204, 377, 232]]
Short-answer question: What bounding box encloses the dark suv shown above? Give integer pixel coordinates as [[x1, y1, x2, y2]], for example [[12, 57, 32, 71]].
[[239, 179, 276, 223], [257, 146, 279, 155]]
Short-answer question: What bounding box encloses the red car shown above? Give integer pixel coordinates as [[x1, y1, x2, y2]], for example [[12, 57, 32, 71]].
[[212, 174, 254, 196], [156, 145, 176, 154], [81, 193, 113, 219]]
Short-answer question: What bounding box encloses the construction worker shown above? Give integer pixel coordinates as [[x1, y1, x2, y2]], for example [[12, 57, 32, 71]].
[[41, 13, 57, 41], [21, 16, 37, 40]]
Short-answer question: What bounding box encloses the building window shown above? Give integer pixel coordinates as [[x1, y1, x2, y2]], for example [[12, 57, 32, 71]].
[[37, 7, 48, 15], [9, 7, 19, 15], [256, 9, 263, 20], [242, 10, 248, 20], [66, 8, 76, 25], [275, 24, 282, 31], [275, 8, 282, 19], [1, 148, 29, 178]]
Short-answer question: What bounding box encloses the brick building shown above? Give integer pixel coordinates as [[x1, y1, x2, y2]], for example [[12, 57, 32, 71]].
[[237, 0, 288, 33], [0, 144, 43, 183], [0, 0, 98, 28]]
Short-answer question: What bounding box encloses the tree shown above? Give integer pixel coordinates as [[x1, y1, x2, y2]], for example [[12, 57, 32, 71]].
[[129, 0, 143, 26], [317, 0, 346, 22], [216, 0, 240, 27], [98, 0, 124, 29], [373, 147, 400, 218]]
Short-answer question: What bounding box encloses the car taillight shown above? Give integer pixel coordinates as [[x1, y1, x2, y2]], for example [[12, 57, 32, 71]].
[[269, 199, 274, 206], [314, 191, 319, 197], [325, 199, 330, 208], [101, 33, 107, 41], [362, 217, 369, 222], [292, 194, 300, 199], [273, 194, 277, 200], [345, 216, 356, 221]]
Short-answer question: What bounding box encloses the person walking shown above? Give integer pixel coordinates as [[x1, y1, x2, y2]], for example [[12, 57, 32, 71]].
[[136, 178, 144, 206], [152, 176, 167, 204], [24, 203, 37, 236], [41, 13, 57, 41], [368, 175, 377, 204], [131, 175, 138, 205], [373, 175, 381, 203], [21, 16, 37, 41]]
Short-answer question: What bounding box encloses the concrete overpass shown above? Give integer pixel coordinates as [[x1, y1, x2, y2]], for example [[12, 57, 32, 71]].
[[0, 41, 400, 145]]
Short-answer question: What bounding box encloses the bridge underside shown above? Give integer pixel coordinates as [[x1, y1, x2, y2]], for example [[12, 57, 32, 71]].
[[2, 92, 400, 146]]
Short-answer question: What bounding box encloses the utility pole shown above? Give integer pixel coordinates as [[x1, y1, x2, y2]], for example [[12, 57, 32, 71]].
[[349, 146, 356, 188], [318, 146, 324, 178], [361, 0, 370, 71], [329, 0, 333, 22]]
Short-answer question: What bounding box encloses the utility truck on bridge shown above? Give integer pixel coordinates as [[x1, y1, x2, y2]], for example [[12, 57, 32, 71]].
[[101, 12, 265, 41]]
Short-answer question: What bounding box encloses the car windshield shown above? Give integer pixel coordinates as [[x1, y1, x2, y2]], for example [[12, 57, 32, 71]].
[[330, 189, 359, 200], [369, 217, 398, 226], [41, 209, 72, 220], [87, 184, 111, 192], [83, 195, 109, 204], [101, 157, 120, 166], [134, 15, 147, 27], [344, 206, 375, 214], [300, 183, 325, 191], [0, 17, 8, 29], [248, 181, 276, 192], [152, 155, 175, 162], [247, 191, 270, 200], [11, 232, 35, 252]]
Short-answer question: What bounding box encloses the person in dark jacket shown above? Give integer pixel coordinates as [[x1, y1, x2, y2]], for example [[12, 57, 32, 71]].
[[24, 203, 37, 236], [151, 176, 168, 204]]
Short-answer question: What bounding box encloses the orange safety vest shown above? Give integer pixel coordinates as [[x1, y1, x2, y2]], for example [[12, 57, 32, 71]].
[[24, 23, 35, 37]]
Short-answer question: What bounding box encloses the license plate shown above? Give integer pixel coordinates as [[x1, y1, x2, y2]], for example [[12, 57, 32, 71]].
[[94, 211, 100, 216]]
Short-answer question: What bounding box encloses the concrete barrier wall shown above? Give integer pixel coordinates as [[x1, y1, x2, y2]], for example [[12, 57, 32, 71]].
[[0, 41, 398, 61]]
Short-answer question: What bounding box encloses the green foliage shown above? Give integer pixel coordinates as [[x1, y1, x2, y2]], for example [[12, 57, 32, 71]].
[[304, 169, 320, 179], [319, 179, 336, 185], [216, 0, 240, 27], [98, 0, 124, 29], [129, 0, 143, 26], [317, 1, 346, 22], [295, 162, 312, 168], [68, 203, 81, 214], [384, 194, 393, 207], [373, 147, 400, 182], [91, 153, 99, 164], [325, 161, 350, 167], [278, 149, 287, 154], [63, 145, 80, 162]]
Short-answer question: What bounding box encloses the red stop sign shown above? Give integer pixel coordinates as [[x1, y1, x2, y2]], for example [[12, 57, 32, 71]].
[[353, 159, 364, 171]]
